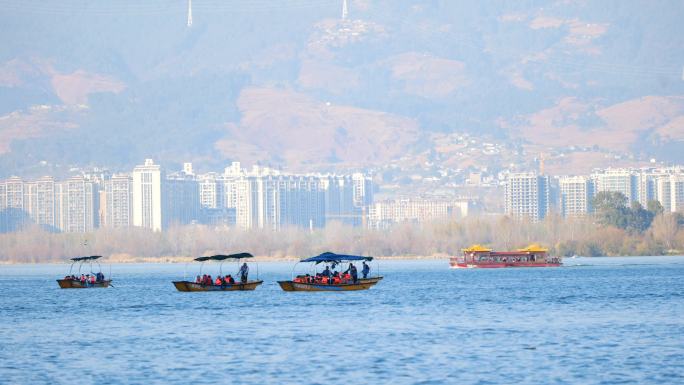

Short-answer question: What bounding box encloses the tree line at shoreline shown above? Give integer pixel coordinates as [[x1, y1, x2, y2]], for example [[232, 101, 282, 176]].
[[1, 192, 682, 263]]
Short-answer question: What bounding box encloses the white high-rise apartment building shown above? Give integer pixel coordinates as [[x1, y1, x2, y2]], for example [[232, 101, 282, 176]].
[[672, 175, 684, 213], [505, 172, 550, 222], [2, 177, 26, 231], [234, 174, 326, 230], [102, 174, 132, 228], [132, 159, 163, 231], [198, 173, 223, 209], [279, 175, 325, 229], [367, 199, 469, 229], [558, 176, 594, 217], [320, 175, 357, 225], [235, 176, 259, 230], [352, 173, 373, 208], [592, 168, 637, 202], [656, 174, 684, 213], [55, 176, 96, 233], [164, 171, 200, 227], [24, 176, 56, 228], [636, 170, 659, 207]]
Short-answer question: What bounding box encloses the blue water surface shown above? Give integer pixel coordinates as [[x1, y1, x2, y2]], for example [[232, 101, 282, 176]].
[[1, 257, 683, 385]]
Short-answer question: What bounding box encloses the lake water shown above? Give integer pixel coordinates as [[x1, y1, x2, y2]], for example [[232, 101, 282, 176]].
[[1, 257, 683, 384]]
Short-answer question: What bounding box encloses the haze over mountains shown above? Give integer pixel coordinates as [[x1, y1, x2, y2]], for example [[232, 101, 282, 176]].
[[1, 0, 683, 177]]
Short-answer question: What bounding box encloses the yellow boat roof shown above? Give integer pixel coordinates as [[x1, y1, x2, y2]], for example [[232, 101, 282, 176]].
[[462, 245, 492, 252], [517, 244, 548, 252]]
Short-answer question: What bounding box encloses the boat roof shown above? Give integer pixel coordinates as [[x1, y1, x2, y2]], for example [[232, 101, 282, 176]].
[[517, 244, 548, 252], [462, 245, 492, 252], [70, 256, 103, 261], [194, 253, 254, 262], [301, 252, 373, 264]]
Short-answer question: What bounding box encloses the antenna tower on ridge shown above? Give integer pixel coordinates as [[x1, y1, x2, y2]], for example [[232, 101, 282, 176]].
[[187, 0, 193, 27], [342, 0, 348, 20]]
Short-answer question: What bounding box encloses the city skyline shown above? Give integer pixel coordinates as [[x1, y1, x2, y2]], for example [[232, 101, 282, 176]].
[[3, 156, 684, 233]]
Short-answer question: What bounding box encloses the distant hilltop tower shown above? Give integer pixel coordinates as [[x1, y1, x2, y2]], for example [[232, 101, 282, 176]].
[[187, 0, 193, 27], [341, 0, 348, 20]]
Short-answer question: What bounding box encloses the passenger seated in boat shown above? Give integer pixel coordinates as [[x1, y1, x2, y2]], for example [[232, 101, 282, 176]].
[[195, 275, 201, 283], [321, 265, 331, 278], [80, 274, 86, 283], [215, 277, 223, 286], [226, 275, 235, 284], [89, 275, 96, 284]]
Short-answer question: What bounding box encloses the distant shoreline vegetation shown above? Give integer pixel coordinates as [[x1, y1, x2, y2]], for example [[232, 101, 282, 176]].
[[1, 197, 682, 263]]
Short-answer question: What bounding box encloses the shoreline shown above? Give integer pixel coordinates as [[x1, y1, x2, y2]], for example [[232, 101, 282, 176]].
[[0, 254, 453, 265], [1, 254, 683, 265]]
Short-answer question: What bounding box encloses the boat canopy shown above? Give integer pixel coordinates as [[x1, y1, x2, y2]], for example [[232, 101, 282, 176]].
[[301, 252, 373, 264], [194, 253, 254, 262], [517, 244, 548, 253], [462, 245, 492, 253], [70, 256, 103, 261]]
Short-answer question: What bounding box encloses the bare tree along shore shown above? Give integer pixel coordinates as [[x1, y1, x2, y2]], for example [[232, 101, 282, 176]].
[[1, 212, 683, 263]]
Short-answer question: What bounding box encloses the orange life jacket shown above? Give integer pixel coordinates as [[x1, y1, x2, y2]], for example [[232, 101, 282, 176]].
[[215, 278, 222, 285]]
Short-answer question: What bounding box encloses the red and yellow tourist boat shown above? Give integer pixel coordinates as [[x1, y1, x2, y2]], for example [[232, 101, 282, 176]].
[[173, 253, 263, 292], [57, 256, 112, 288], [278, 252, 383, 292], [450, 244, 562, 268]]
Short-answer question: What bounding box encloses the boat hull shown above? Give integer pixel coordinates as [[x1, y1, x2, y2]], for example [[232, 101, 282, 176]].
[[57, 279, 111, 289], [277, 277, 383, 292], [450, 261, 562, 269], [172, 280, 263, 292]]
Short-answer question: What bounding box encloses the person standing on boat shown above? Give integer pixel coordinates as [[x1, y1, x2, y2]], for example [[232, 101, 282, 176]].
[[344, 264, 358, 283], [350, 263, 358, 283], [362, 261, 370, 279], [239, 263, 249, 283]]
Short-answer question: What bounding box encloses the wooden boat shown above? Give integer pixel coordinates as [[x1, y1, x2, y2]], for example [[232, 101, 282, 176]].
[[173, 252, 263, 292], [278, 252, 382, 292], [450, 244, 562, 268], [57, 278, 112, 289], [278, 277, 383, 292], [174, 280, 262, 292], [57, 256, 112, 289]]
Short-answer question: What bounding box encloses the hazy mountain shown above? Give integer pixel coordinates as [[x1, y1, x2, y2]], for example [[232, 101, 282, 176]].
[[1, 0, 683, 177]]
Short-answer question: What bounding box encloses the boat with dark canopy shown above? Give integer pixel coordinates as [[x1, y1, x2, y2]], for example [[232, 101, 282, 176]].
[[173, 252, 263, 292], [278, 252, 383, 292], [57, 256, 112, 289]]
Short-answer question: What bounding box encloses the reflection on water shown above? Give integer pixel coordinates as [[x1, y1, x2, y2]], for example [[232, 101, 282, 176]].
[[1, 257, 683, 384]]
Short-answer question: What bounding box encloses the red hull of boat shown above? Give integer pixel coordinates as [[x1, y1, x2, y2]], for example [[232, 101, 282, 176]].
[[450, 261, 562, 268]]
